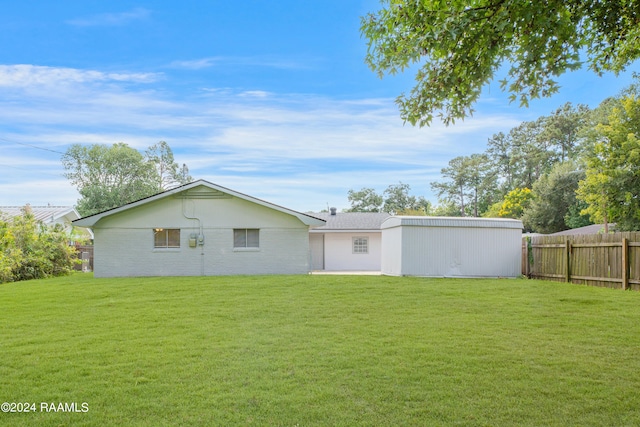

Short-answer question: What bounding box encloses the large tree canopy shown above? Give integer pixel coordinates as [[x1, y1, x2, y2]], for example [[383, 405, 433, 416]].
[[361, 1, 640, 126], [62, 142, 192, 216], [577, 95, 640, 231]]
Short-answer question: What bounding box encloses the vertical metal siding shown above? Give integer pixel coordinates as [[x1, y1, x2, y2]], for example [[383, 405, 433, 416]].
[[381, 226, 403, 276], [381, 221, 522, 277], [309, 233, 325, 270], [401, 226, 521, 277]]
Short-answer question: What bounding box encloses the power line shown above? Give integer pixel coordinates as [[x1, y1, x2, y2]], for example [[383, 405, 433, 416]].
[[0, 137, 66, 155]]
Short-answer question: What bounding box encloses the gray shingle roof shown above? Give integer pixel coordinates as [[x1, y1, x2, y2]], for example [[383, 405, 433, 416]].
[[309, 212, 391, 231]]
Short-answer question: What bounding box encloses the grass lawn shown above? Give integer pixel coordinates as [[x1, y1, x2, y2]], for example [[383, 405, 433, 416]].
[[2, 274, 640, 426]]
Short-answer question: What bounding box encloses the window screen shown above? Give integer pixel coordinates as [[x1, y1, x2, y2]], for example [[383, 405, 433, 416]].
[[154, 228, 180, 248], [234, 229, 259, 248]]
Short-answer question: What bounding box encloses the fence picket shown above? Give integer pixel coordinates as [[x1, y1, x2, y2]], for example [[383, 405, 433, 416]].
[[524, 233, 638, 290]]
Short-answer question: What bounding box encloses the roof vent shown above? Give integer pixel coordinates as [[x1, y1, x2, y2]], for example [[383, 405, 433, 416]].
[[330, 207, 337, 216]]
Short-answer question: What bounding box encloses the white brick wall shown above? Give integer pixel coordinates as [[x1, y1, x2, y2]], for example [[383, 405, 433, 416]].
[[92, 195, 313, 277], [94, 227, 311, 277]]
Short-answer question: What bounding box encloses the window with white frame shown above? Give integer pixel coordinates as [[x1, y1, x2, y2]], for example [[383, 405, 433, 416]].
[[352, 237, 368, 254], [234, 229, 260, 248], [154, 228, 180, 248]]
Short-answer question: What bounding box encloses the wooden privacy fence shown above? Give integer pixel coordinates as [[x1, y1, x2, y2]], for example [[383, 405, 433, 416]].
[[523, 232, 640, 290], [73, 244, 94, 272]]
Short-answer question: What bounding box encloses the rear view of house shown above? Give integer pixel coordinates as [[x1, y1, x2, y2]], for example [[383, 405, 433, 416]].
[[73, 180, 325, 277]]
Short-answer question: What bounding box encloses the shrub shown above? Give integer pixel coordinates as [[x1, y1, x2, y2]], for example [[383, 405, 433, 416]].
[[0, 208, 78, 283]]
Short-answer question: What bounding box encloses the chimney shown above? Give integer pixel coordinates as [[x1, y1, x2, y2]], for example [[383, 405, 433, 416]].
[[330, 207, 337, 216]]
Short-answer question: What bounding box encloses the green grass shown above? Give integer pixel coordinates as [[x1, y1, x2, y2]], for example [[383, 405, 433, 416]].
[[2, 274, 640, 426]]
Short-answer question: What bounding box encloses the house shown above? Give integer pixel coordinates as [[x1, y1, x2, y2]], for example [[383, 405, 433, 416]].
[[381, 216, 523, 277], [72, 180, 325, 278], [548, 224, 610, 236], [0, 205, 89, 240], [71, 181, 524, 278], [308, 208, 391, 271]]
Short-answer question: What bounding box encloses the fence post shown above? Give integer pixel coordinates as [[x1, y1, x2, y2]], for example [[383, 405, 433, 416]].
[[565, 239, 571, 283], [523, 237, 531, 278], [622, 237, 629, 290]]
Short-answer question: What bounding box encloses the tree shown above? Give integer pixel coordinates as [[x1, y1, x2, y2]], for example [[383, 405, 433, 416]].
[[383, 182, 429, 214], [145, 141, 193, 191], [538, 103, 590, 162], [431, 155, 495, 216], [345, 183, 430, 214], [0, 218, 21, 283], [432, 200, 465, 217], [346, 187, 383, 212], [431, 156, 469, 216], [486, 132, 516, 192], [564, 201, 593, 230], [577, 95, 640, 231], [62, 142, 192, 216], [62, 143, 158, 216], [361, 1, 640, 126], [463, 154, 497, 217], [509, 120, 556, 189], [522, 161, 590, 233], [498, 188, 533, 220], [0, 207, 78, 283], [576, 150, 613, 232]]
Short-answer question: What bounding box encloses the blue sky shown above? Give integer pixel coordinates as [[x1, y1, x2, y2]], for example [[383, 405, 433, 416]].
[[1, 1, 639, 213]]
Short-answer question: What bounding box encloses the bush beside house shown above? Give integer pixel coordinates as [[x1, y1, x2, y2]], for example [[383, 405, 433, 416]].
[[0, 207, 78, 283]]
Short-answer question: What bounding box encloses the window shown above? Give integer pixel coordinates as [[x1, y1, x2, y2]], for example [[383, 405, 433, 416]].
[[154, 228, 180, 248], [234, 229, 259, 248], [353, 237, 368, 254]]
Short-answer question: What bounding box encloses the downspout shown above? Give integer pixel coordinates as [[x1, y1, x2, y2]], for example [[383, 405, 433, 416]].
[[182, 198, 205, 276]]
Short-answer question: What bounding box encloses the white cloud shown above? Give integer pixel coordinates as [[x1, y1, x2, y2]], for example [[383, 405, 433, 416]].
[[169, 55, 313, 71], [66, 8, 151, 27], [0, 64, 522, 209], [238, 90, 272, 98], [0, 65, 159, 88], [169, 58, 221, 70], [0, 179, 77, 207]]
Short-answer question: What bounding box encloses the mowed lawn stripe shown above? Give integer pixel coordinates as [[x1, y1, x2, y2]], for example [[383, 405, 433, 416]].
[[2, 274, 640, 426]]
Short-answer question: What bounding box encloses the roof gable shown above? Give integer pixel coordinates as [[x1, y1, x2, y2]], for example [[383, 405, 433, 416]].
[[72, 180, 325, 227]]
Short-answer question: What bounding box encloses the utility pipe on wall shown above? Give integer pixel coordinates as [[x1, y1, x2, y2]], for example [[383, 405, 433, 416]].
[[182, 198, 205, 276]]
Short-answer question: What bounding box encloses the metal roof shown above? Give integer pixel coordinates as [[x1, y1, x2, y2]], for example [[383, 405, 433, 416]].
[[548, 224, 610, 236], [0, 205, 80, 224], [381, 216, 523, 230], [309, 212, 392, 231]]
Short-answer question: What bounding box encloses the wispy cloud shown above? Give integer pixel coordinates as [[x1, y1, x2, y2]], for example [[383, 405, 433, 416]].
[[0, 64, 520, 210], [66, 7, 151, 27], [0, 65, 160, 88], [169, 57, 221, 70], [169, 55, 313, 70]]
